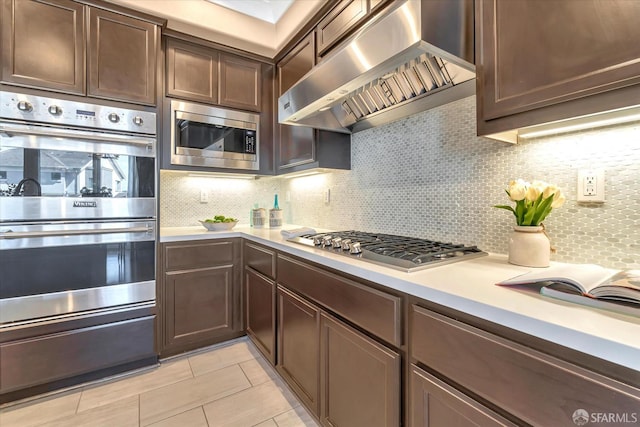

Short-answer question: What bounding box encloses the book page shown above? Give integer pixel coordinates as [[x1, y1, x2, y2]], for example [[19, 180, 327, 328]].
[[497, 264, 618, 293], [591, 270, 640, 300]]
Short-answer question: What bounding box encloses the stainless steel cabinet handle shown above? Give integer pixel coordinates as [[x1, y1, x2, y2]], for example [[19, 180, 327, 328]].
[[0, 226, 152, 239], [0, 125, 154, 147]]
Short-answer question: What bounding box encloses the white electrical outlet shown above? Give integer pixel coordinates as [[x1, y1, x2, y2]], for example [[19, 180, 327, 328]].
[[286, 191, 291, 202], [200, 189, 208, 203], [577, 169, 605, 203], [324, 188, 331, 203]]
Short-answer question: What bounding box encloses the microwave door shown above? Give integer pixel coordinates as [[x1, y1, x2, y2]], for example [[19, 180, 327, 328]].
[[208, 127, 235, 152]]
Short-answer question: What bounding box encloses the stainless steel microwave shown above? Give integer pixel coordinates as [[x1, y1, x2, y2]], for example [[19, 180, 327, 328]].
[[170, 99, 260, 170]]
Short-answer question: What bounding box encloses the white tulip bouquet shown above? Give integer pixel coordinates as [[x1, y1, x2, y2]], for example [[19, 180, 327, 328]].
[[495, 179, 566, 226]]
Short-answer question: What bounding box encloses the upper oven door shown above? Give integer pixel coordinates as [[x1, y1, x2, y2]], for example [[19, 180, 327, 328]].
[[0, 122, 156, 222], [170, 99, 260, 170]]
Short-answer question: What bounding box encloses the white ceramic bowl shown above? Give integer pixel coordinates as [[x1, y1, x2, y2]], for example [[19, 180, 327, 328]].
[[199, 220, 238, 231]]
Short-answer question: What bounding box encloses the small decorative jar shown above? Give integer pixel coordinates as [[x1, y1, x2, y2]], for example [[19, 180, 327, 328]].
[[508, 225, 550, 267]]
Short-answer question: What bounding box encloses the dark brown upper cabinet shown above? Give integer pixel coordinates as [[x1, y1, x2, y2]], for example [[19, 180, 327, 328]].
[[165, 39, 262, 112], [1, 0, 158, 106], [277, 32, 316, 170], [218, 52, 262, 112], [87, 7, 157, 105], [476, 0, 640, 137], [276, 32, 351, 174], [1, 0, 85, 95], [316, 0, 368, 57], [166, 38, 218, 104], [278, 32, 315, 96]]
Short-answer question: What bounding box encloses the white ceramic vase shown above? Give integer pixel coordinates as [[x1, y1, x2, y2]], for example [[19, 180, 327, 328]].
[[508, 225, 550, 267]]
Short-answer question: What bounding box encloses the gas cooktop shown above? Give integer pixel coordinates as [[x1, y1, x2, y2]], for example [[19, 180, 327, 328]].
[[287, 231, 487, 272]]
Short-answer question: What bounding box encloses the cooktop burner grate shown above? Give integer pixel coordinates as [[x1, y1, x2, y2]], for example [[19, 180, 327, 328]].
[[287, 230, 487, 272]]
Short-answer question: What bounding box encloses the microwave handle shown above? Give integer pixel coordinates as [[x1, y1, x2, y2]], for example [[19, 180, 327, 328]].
[[0, 226, 153, 239], [0, 124, 155, 148]]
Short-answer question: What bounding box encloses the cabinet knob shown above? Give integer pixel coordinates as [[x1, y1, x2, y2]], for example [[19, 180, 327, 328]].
[[108, 113, 120, 123], [48, 105, 63, 116], [133, 116, 144, 126], [17, 101, 33, 112]]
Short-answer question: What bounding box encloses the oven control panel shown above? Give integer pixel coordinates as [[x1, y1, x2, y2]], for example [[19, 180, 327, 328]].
[[0, 90, 156, 135]]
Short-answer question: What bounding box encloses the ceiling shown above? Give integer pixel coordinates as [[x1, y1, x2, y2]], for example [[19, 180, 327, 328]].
[[105, 0, 326, 58], [207, 0, 295, 24]]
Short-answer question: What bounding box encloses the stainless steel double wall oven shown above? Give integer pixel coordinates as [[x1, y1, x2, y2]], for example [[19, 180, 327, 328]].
[[0, 90, 157, 326]]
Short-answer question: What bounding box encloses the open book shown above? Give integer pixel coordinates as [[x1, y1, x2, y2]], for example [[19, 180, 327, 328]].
[[497, 264, 640, 316]]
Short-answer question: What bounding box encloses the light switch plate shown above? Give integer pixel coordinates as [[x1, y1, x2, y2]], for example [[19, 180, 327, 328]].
[[577, 169, 605, 203]]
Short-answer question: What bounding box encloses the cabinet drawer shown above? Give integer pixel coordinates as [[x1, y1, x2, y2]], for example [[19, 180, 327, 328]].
[[164, 240, 234, 271], [0, 316, 155, 393], [244, 241, 276, 279], [410, 305, 640, 426], [277, 255, 401, 347], [410, 364, 516, 427]]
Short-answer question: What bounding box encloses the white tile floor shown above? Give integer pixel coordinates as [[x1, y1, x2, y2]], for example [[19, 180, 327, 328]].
[[0, 337, 318, 427]]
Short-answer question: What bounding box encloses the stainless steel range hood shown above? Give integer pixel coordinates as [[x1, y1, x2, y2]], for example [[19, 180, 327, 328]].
[[278, 0, 476, 134]]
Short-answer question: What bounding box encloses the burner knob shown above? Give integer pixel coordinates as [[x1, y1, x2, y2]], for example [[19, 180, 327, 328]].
[[322, 235, 334, 247], [331, 237, 342, 248], [133, 116, 144, 126], [348, 242, 362, 254], [108, 113, 120, 123], [312, 235, 326, 245], [340, 239, 352, 251], [17, 100, 33, 112], [48, 105, 63, 115]]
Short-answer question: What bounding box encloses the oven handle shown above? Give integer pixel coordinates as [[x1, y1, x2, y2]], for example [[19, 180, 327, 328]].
[[0, 124, 155, 148], [0, 226, 153, 239]]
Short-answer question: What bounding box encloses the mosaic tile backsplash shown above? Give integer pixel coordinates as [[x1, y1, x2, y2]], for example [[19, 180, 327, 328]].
[[161, 95, 640, 269]]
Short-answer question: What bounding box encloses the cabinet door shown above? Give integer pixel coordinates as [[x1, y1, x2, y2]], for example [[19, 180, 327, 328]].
[[164, 266, 235, 348], [1, 0, 85, 94], [410, 365, 516, 427], [278, 32, 315, 95], [277, 285, 320, 416], [166, 38, 218, 104], [245, 267, 276, 364], [218, 53, 261, 112], [316, 0, 368, 57], [320, 313, 400, 427], [277, 32, 316, 169], [87, 7, 157, 105], [478, 0, 640, 121]]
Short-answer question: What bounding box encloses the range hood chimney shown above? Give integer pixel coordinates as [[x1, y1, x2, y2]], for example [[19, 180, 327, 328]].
[[279, 0, 476, 134]]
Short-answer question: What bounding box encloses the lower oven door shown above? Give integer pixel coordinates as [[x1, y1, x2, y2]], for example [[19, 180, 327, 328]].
[[0, 220, 155, 325]]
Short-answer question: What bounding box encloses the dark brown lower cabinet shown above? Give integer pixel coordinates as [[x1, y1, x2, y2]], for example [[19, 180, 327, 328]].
[[410, 304, 640, 426], [160, 239, 242, 357], [245, 267, 276, 364], [410, 365, 516, 427], [164, 265, 235, 348], [277, 286, 321, 416], [320, 313, 401, 427]]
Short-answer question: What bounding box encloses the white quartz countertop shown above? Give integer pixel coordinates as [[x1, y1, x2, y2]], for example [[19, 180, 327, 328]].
[[161, 225, 640, 372]]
